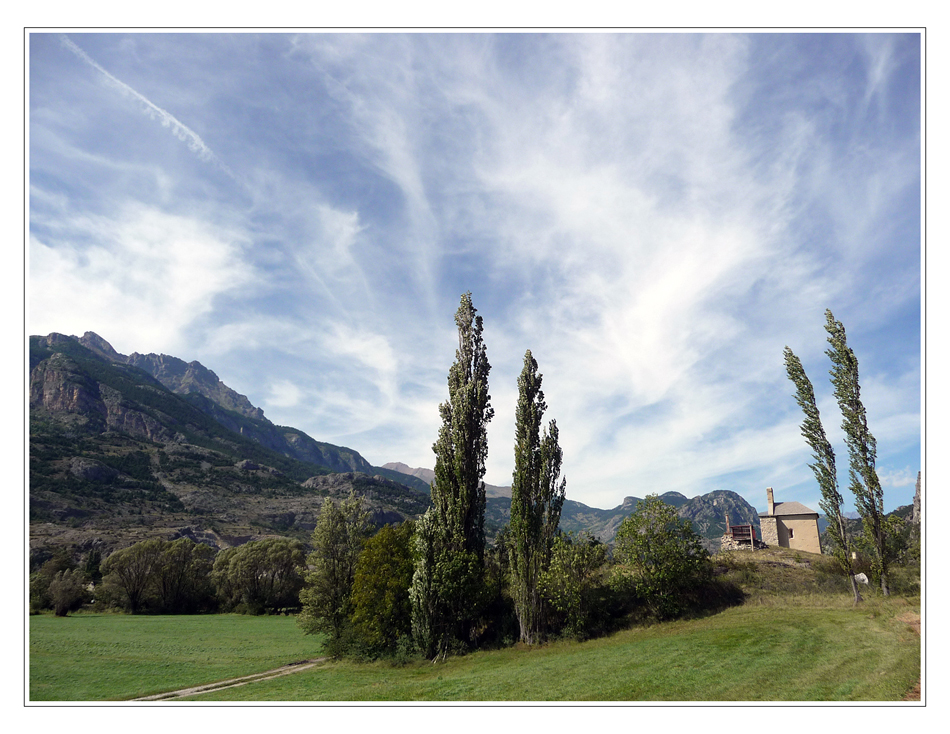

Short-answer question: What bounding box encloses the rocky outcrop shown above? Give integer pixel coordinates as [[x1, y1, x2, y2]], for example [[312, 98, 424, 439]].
[[68, 457, 118, 483], [30, 353, 107, 422], [30, 352, 174, 442], [125, 351, 266, 422], [301, 472, 430, 518], [912, 471, 921, 525]]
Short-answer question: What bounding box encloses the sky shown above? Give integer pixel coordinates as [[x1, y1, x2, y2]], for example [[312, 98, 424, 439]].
[[28, 31, 922, 515]]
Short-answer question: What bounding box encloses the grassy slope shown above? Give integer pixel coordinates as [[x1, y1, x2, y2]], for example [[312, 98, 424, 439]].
[[182, 598, 918, 702]]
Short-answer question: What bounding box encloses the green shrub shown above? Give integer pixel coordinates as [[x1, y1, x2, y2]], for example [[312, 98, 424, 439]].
[[614, 495, 712, 619], [48, 569, 87, 616], [349, 522, 415, 657], [539, 533, 609, 639]]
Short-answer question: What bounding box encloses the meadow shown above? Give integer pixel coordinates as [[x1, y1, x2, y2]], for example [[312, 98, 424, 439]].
[[29, 613, 325, 701], [29, 592, 920, 702]]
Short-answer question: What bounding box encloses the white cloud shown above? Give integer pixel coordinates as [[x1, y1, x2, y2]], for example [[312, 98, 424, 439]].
[[265, 379, 302, 409], [877, 467, 918, 490], [28, 33, 920, 511], [29, 203, 251, 354]]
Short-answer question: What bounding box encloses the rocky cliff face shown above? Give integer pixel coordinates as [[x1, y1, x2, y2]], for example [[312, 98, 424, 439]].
[[31, 332, 386, 477], [30, 332, 437, 560], [30, 352, 173, 442], [125, 350, 266, 421]]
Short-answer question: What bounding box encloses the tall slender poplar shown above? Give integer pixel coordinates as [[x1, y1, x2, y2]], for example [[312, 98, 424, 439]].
[[784, 346, 862, 604], [509, 350, 566, 644], [824, 310, 890, 596], [410, 292, 494, 659]]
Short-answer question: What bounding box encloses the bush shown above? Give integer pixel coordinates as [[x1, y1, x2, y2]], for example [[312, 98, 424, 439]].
[[539, 533, 610, 639], [614, 495, 713, 620], [48, 569, 87, 616]]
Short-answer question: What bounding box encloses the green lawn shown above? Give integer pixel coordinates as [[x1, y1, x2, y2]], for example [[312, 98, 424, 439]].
[[28, 613, 325, 701], [29, 596, 920, 702], [183, 598, 919, 702]]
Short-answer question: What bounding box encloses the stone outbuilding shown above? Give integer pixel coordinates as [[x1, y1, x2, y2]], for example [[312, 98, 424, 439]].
[[758, 487, 822, 554]]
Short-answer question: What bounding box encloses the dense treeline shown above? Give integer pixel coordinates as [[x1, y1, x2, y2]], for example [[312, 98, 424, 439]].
[[30, 536, 304, 616]]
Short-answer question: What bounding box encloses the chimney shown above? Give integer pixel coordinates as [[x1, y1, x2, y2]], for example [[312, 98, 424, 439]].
[[766, 487, 775, 516]]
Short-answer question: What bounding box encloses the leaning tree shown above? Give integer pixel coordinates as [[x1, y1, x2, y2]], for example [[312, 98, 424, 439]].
[[824, 310, 891, 596], [784, 345, 862, 604]]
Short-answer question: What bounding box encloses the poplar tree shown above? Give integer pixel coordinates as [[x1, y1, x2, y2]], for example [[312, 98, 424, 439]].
[[824, 310, 891, 595], [509, 349, 566, 644], [298, 492, 371, 653], [784, 346, 862, 604], [411, 292, 494, 659]]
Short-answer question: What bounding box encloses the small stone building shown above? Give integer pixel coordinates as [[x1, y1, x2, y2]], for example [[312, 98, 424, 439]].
[[758, 487, 822, 554]]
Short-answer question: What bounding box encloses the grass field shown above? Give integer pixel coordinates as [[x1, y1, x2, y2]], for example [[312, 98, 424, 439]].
[[29, 594, 920, 702], [28, 613, 325, 701]]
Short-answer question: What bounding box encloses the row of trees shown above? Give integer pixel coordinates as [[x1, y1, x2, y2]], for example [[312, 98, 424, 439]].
[[296, 293, 728, 660], [784, 309, 903, 602], [31, 536, 306, 616]]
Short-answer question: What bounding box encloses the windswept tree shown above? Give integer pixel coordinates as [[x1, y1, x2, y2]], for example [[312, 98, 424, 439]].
[[784, 346, 862, 604], [411, 292, 494, 659], [298, 492, 371, 653], [509, 349, 566, 644], [824, 310, 891, 596]]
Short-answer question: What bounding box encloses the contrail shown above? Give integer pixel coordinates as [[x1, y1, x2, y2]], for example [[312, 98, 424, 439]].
[[60, 34, 241, 184]]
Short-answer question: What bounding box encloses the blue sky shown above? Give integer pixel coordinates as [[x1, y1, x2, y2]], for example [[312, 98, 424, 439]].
[[28, 32, 922, 514]]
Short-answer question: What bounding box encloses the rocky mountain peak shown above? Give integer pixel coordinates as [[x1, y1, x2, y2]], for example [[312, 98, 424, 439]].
[[78, 331, 123, 361]]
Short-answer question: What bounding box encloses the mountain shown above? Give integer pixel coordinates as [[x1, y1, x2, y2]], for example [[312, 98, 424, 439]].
[[29, 333, 431, 560], [29, 331, 760, 561], [384, 462, 759, 547], [382, 462, 510, 498]]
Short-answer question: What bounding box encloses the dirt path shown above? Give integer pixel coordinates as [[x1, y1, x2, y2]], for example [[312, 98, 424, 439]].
[[132, 658, 327, 701], [897, 612, 921, 702]]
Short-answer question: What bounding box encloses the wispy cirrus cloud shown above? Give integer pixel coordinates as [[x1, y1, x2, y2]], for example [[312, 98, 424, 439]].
[[29, 32, 921, 512], [59, 34, 242, 186]]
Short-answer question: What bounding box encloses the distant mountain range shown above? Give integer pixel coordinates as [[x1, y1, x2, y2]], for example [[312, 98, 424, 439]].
[[29, 331, 761, 558], [382, 464, 761, 550]]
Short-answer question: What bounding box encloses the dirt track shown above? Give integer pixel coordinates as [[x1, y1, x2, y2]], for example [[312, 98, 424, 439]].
[[132, 658, 327, 701], [897, 612, 921, 702]]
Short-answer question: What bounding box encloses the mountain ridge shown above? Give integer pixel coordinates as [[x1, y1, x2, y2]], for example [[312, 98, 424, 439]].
[[382, 463, 760, 546], [29, 331, 770, 557], [29, 333, 432, 560]]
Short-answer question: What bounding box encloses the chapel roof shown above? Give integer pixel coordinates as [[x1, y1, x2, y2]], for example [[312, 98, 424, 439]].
[[770, 500, 818, 517]]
